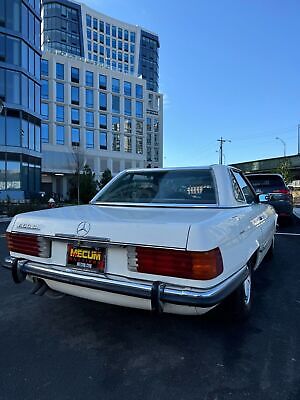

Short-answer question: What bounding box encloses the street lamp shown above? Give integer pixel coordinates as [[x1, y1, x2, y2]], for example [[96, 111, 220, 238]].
[[275, 137, 286, 157]]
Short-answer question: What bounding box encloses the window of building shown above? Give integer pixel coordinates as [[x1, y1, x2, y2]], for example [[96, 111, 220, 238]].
[[154, 148, 159, 162], [41, 59, 48, 76], [112, 133, 120, 151], [56, 82, 64, 102], [130, 44, 135, 54], [112, 25, 116, 37], [147, 133, 152, 146], [124, 81, 131, 97], [147, 117, 152, 131], [112, 95, 120, 113], [112, 49, 116, 60], [86, 89, 94, 108], [93, 18, 98, 30], [41, 79, 48, 99], [71, 86, 79, 105], [93, 42, 98, 53], [87, 29, 91, 40], [86, 130, 94, 148], [71, 127, 80, 146], [154, 133, 159, 146], [99, 34, 104, 44], [71, 108, 80, 124], [136, 136, 143, 154], [124, 98, 131, 116], [136, 101, 143, 118], [118, 52, 122, 62], [99, 74, 107, 90], [124, 118, 132, 133], [99, 131, 107, 149], [41, 123, 49, 143], [112, 78, 120, 93], [136, 84, 143, 99], [7, 161, 21, 189], [99, 113, 107, 129], [154, 118, 159, 132], [130, 31, 136, 43], [41, 102, 49, 119], [71, 67, 79, 83], [106, 23, 110, 35], [56, 105, 64, 122], [136, 120, 143, 134], [124, 30, 129, 41], [86, 111, 94, 127], [86, 14, 92, 28], [124, 135, 132, 152], [99, 92, 107, 110], [56, 125, 64, 145], [112, 115, 120, 131], [93, 31, 98, 42], [106, 36, 110, 47], [86, 70, 93, 87], [56, 63, 64, 80], [99, 45, 104, 55]]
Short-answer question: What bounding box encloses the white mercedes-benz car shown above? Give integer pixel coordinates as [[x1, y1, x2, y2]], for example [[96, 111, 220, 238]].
[[3, 165, 277, 320]]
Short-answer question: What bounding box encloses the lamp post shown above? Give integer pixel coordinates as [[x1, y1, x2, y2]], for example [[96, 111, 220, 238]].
[[275, 137, 286, 157]]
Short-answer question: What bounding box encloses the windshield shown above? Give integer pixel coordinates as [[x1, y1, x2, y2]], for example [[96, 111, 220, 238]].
[[93, 169, 217, 204]]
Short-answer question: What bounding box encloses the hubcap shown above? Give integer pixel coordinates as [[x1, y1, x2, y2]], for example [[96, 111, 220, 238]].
[[243, 275, 251, 305]]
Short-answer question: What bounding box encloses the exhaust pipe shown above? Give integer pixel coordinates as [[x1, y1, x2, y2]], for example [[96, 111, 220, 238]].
[[31, 279, 65, 299]]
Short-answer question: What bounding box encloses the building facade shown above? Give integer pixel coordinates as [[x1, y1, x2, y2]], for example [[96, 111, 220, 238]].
[[0, 0, 42, 199], [41, 0, 163, 200]]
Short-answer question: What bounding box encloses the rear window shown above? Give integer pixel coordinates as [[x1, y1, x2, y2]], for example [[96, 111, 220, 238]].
[[94, 169, 217, 204], [247, 175, 286, 192]]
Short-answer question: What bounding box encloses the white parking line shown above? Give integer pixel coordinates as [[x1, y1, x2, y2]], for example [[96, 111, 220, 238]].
[[275, 232, 300, 236], [0, 234, 6, 238]]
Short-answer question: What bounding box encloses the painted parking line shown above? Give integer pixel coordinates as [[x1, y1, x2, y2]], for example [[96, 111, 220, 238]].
[[0, 234, 6, 238], [275, 232, 300, 236]]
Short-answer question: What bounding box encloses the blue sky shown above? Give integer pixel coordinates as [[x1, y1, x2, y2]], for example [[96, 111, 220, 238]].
[[84, 0, 300, 166]]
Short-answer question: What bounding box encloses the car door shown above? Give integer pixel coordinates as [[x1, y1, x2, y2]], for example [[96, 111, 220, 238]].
[[231, 170, 274, 252]]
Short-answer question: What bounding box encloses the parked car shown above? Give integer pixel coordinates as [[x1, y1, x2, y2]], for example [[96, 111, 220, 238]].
[[3, 165, 277, 320], [246, 173, 293, 219]]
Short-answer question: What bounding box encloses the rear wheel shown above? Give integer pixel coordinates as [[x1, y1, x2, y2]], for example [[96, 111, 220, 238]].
[[222, 266, 252, 321]]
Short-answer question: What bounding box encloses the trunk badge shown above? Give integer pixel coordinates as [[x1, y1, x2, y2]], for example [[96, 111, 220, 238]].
[[76, 221, 91, 237]]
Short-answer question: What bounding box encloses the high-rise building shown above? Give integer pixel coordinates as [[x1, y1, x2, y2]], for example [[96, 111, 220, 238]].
[[40, 0, 163, 200], [0, 0, 42, 199]]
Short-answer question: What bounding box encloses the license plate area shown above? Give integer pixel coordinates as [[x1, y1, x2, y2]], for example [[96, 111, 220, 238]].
[[67, 244, 105, 272]]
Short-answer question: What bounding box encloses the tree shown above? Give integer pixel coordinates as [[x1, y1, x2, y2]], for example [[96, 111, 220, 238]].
[[69, 164, 98, 204], [71, 146, 85, 204], [276, 159, 293, 185], [79, 165, 98, 203], [99, 169, 112, 189]]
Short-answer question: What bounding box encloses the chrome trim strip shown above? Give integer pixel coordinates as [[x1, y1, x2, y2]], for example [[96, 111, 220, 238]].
[[10, 258, 249, 308]]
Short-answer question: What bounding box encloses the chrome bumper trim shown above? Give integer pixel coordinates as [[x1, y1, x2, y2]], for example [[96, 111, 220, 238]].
[[2, 256, 249, 308]]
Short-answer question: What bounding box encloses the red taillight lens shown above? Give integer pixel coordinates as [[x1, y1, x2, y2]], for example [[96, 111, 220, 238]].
[[7, 233, 50, 258], [272, 189, 290, 194], [135, 247, 223, 280]]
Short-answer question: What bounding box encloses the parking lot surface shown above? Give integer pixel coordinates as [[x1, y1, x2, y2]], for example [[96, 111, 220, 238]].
[[0, 217, 299, 400]]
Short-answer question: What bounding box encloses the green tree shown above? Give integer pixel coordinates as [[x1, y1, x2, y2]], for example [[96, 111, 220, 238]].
[[99, 169, 112, 189], [276, 159, 293, 185], [69, 164, 98, 204]]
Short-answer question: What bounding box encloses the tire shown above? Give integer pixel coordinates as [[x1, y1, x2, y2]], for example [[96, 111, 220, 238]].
[[222, 266, 252, 321]]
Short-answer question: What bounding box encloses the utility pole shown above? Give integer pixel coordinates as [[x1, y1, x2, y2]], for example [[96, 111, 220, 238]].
[[217, 137, 231, 165]]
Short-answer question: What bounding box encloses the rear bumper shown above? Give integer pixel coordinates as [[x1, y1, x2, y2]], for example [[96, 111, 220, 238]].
[[2, 256, 249, 310]]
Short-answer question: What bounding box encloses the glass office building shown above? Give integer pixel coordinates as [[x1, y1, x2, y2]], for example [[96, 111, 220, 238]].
[[0, 0, 42, 199]]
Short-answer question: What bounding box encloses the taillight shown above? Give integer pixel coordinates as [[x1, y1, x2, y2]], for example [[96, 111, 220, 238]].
[[7, 233, 50, 258], [272, 189, 290, 194], [131, 247, 223, 280]]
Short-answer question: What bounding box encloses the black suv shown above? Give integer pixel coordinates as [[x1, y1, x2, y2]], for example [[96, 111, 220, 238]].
[[246, 173, 293, 218]]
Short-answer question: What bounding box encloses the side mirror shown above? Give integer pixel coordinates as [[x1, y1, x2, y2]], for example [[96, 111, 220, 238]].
[[258, 194, 270, 203]]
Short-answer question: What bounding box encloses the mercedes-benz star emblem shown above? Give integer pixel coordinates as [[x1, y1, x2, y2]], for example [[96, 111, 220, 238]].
[[76, 221, 91, 237]]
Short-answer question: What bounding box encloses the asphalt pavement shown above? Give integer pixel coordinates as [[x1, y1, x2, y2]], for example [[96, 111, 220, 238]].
[[0, 217, 300, 400]]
